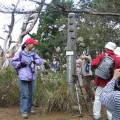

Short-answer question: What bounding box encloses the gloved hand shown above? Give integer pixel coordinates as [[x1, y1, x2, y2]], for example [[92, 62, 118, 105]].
[[19, 62, 27, 68]]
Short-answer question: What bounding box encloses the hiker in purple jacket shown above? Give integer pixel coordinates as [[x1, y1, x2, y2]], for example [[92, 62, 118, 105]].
[[11, 38, 43, 119]]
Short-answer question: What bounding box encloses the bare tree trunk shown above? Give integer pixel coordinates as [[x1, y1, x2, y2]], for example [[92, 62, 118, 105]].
[[13, 0, 45, 53], [3, 0, 20, 52], [1, 0, 45, 68]]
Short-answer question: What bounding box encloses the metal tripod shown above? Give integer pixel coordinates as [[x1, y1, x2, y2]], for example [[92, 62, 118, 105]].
[[73, 74, 88, 117]]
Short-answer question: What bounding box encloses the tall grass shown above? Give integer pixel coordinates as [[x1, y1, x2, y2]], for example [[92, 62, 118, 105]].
[[35, 72, 69, 112], [0, 67, 20, 107], [0, 67, 80, 113]]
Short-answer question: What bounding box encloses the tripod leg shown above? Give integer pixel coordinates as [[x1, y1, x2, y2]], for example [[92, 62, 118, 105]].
[[74, 83, 82, 117], [77, 77, 89, 112]]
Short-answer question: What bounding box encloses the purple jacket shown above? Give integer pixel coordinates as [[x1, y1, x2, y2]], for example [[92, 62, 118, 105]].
[[11, 50, 43, 81]]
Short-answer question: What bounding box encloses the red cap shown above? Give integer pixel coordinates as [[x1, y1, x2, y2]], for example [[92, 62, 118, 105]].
[[24, 38, 38, 46]]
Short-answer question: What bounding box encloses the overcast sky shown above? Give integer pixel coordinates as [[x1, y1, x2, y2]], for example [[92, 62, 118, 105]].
[[0, 0, 79, 49], [0, 0, 52, 49]]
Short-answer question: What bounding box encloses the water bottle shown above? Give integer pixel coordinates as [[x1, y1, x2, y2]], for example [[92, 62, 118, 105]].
[[85, 63, 90, 73]]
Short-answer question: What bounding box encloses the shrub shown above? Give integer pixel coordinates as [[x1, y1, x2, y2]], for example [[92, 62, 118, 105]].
[[0, 67, 20, 107], [34, 72, 69, 112], [0, 68, 83, 113]]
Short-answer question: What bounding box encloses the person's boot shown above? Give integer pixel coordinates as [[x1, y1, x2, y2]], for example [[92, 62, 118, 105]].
[[30, 107, 35, 114], [22, 112, 28, 119]]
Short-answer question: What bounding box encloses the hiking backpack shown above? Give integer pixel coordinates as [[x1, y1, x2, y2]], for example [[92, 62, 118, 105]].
[[95, 53, 114, 79]]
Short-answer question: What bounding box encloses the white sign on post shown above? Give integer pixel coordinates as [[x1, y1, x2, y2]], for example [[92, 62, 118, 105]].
[[66, 51, 74, 56]]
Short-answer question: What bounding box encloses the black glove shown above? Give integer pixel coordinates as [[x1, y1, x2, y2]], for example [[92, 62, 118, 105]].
[[19, 62, 27, 68]]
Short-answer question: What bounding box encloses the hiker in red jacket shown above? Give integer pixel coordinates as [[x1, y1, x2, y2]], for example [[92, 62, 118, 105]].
[[92, 42, 120, 120]]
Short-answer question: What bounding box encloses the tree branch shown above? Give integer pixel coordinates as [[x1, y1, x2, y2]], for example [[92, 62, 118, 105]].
[[0, 3, 119, 17], [64, 9, 120, 17]]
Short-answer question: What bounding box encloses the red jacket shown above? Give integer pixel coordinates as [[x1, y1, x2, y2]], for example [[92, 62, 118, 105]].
[[92, 50, 120, 87]]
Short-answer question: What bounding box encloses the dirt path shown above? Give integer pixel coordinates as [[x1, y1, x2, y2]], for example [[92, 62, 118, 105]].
[[0, 103, 108, 120], [0, 106, 94, 120]]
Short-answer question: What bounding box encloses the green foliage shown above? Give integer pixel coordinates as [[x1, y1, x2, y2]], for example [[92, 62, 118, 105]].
[[34, 72, 69, 111], [91, 0, 120, 22], [33, 0, 73, 61], [0, 67, 20, 107], [77, 3, 120, 57], [92, 0, 120, 12], [33, 0, 120, 60], [77, 14, 119, 46]]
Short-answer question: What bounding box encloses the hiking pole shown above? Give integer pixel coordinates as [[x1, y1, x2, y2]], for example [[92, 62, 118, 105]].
[[76, 75, 89, 112], [73, 75, 82, 117]]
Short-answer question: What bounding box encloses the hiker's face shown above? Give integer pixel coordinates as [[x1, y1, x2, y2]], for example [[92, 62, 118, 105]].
[[28, 43, 35, 50], [53, 58, 56, 61], [80, 54, 85, 60]]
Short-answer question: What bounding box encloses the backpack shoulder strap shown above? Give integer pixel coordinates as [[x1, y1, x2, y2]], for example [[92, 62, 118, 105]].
[[32, 52, 35, 61], [105, 53, 114, 61], [19, 50, 22, 62]]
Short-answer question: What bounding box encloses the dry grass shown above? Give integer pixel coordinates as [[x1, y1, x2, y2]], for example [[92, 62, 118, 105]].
[[0, 67, 93, 116]]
